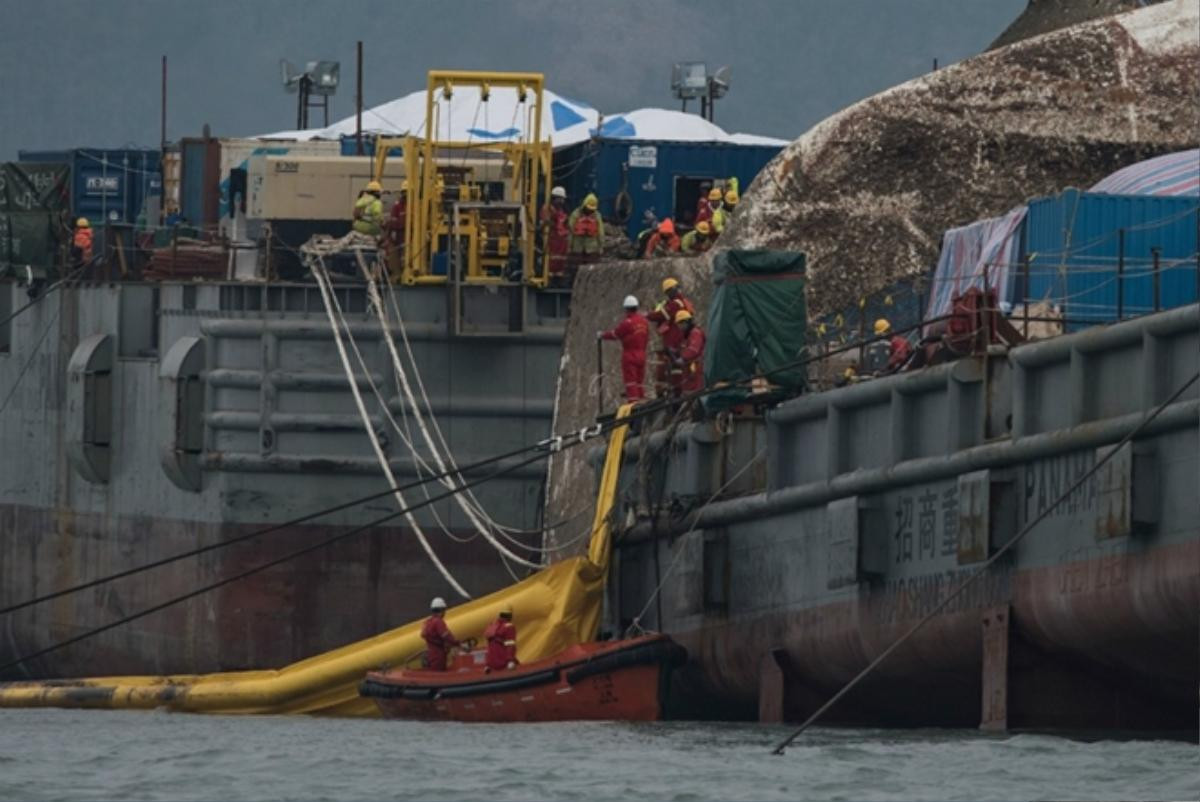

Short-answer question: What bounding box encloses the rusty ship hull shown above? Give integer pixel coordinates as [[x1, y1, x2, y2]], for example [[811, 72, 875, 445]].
[[605, 304, 1199, 731]]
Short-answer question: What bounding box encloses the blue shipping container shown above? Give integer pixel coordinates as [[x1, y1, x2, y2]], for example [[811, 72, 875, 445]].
[[1023, 189, 1199, 330], [18, 148, 162, 226], [554, 139, 783, 241]]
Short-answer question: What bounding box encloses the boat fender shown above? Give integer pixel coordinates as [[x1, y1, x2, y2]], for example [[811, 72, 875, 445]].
[[434, 668, 561, 700], [565, 640, 687, 685]]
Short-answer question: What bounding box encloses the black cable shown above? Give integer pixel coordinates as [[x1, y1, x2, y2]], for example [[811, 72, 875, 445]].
[[0, 449, 552, 675], [0, 263, 87, 331], [0, 267, 90, 416], [770, 369, 1200, 755], [0, 308, 954, 617]]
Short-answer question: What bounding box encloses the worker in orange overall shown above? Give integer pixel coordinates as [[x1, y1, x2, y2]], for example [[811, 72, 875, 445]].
[[642, 218, 680, 259], [672, 309, 706, 396], [420, 596, 461, 671], [647, 277, 694, 397], [71, 217, 93, 268], [484, 604, 518, 671], [599, 294, 650, 400], [540, 186, 571, 284]]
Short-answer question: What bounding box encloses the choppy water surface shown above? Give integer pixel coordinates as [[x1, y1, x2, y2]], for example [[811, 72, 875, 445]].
[[0, 709, 1195, 801]]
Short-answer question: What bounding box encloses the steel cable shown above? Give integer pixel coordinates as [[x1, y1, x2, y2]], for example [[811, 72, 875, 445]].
[[0, 310, 957, 617]]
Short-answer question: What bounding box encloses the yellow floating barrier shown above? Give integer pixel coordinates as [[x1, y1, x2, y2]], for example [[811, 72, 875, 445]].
[[0, 405, 634, 716]]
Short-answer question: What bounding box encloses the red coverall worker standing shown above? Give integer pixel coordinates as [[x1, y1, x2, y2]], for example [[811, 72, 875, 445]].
[[420, 597, 461, 671], [484, 606, 518, 671], [599, 295, 650, 400], [673, 309, 706, 395], [647, 278, 694, 397], [540, 186, 571, 279]]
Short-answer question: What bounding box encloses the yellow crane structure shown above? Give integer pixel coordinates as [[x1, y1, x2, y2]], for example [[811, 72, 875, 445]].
[[371, 70, 553, 289]]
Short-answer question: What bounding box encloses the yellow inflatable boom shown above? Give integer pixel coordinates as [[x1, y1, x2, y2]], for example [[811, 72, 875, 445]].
[[0, 406, 634, 715]]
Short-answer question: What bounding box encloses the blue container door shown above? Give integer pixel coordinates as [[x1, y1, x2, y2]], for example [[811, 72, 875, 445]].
[[1025, 190, 1199, 330]]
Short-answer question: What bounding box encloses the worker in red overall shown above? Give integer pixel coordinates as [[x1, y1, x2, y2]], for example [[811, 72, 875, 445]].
[[386, 184, 407, 241], [599, 294, 650, 400], [647, 278, 694, 397], [875, 318, 914, 373], [672, 309, 706, 395], [540, 186, 571, 283], [420, 596, 461, 671], [483, 605, 518, 671]]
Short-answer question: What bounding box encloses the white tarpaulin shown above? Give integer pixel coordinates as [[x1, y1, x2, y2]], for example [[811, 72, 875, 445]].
[[258, 88, 787, 149]]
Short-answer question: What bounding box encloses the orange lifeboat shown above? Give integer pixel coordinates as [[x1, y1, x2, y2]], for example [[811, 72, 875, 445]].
[[360, 634, 686, 723]]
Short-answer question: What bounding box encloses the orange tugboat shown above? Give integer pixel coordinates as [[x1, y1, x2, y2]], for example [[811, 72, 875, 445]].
[[359, 634, 685, 722]]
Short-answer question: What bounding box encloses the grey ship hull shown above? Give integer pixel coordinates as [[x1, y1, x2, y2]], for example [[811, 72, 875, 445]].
[[0, 279, 567, 679], [606, 305, 1199, 731]]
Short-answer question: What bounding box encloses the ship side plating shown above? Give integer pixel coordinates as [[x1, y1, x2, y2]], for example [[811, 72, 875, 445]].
[[605, 304, 1199, 730]]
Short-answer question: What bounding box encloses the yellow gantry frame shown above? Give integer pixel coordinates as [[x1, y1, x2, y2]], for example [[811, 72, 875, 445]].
[[371, 71, 553, 288]]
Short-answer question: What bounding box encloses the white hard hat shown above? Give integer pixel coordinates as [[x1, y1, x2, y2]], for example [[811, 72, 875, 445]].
[[623, 295, 639, 308], [430, 597, 447, 611], [551, 186, 567, 198]]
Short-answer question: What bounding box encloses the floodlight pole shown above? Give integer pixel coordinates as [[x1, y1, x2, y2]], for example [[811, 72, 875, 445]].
[[297, 74, 311, 129], [160, 54, 167, 225], [356, 41, 364, 155]]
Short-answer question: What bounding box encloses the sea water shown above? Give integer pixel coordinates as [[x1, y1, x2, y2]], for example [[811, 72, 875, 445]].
[[1, 709, 1195, 801]]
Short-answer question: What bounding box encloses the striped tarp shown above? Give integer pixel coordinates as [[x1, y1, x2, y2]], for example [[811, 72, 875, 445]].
[[924, 206, 1027, 324], [1089, 149, 1199, 197]]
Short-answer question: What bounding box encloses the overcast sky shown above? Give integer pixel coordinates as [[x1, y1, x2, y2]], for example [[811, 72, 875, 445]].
[[0, 0, 1025, 160]]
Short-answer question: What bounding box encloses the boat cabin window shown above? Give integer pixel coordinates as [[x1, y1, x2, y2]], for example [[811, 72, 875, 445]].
[[119, 284, 160, 359]]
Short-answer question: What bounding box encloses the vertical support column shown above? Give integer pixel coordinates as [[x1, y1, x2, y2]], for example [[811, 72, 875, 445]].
[[1141, 330, 1161, 410], [260, 331, 278, 455], [758, 649, 788, 724], [980, 604, 1011, 732], [1068, 347, 1087, 425], [826, 404, 842, 479], [1010, 362, 1029, 438], [889, 389, 907, 466]]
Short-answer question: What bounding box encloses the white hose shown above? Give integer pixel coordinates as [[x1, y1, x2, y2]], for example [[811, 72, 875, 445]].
[[376, 268, 548, 546], [359, 258, 543, 567], [308, 256, 471, 598]]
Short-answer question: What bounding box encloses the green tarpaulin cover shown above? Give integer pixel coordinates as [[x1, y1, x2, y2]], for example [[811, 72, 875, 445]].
[[703, 249, 808, 412], [0, 162, 69, 275]]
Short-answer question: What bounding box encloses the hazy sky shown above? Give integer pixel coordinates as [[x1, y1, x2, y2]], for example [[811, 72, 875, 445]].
[[0, 0, 1025, 160]]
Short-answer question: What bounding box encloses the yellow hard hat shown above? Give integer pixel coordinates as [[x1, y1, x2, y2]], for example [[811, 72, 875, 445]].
[[724, 190, 739, 205], [76, 217, 90, 228], [874, 318, 891, 335], [708, 187, 723, 201], [674, 309, 693, 324], [584, 193, 599, 210], [695, 221, 711, 235], [499, 603, 513, 618], [366, 180, 382, 193], [662, 277, 679, 292]]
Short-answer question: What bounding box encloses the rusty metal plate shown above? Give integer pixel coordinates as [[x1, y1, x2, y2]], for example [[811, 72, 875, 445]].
[[1095, 443, 1133, 540], [958, 470, 990, 564], [826, 497, 859, 589], [980, 604, 1010, 732]]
